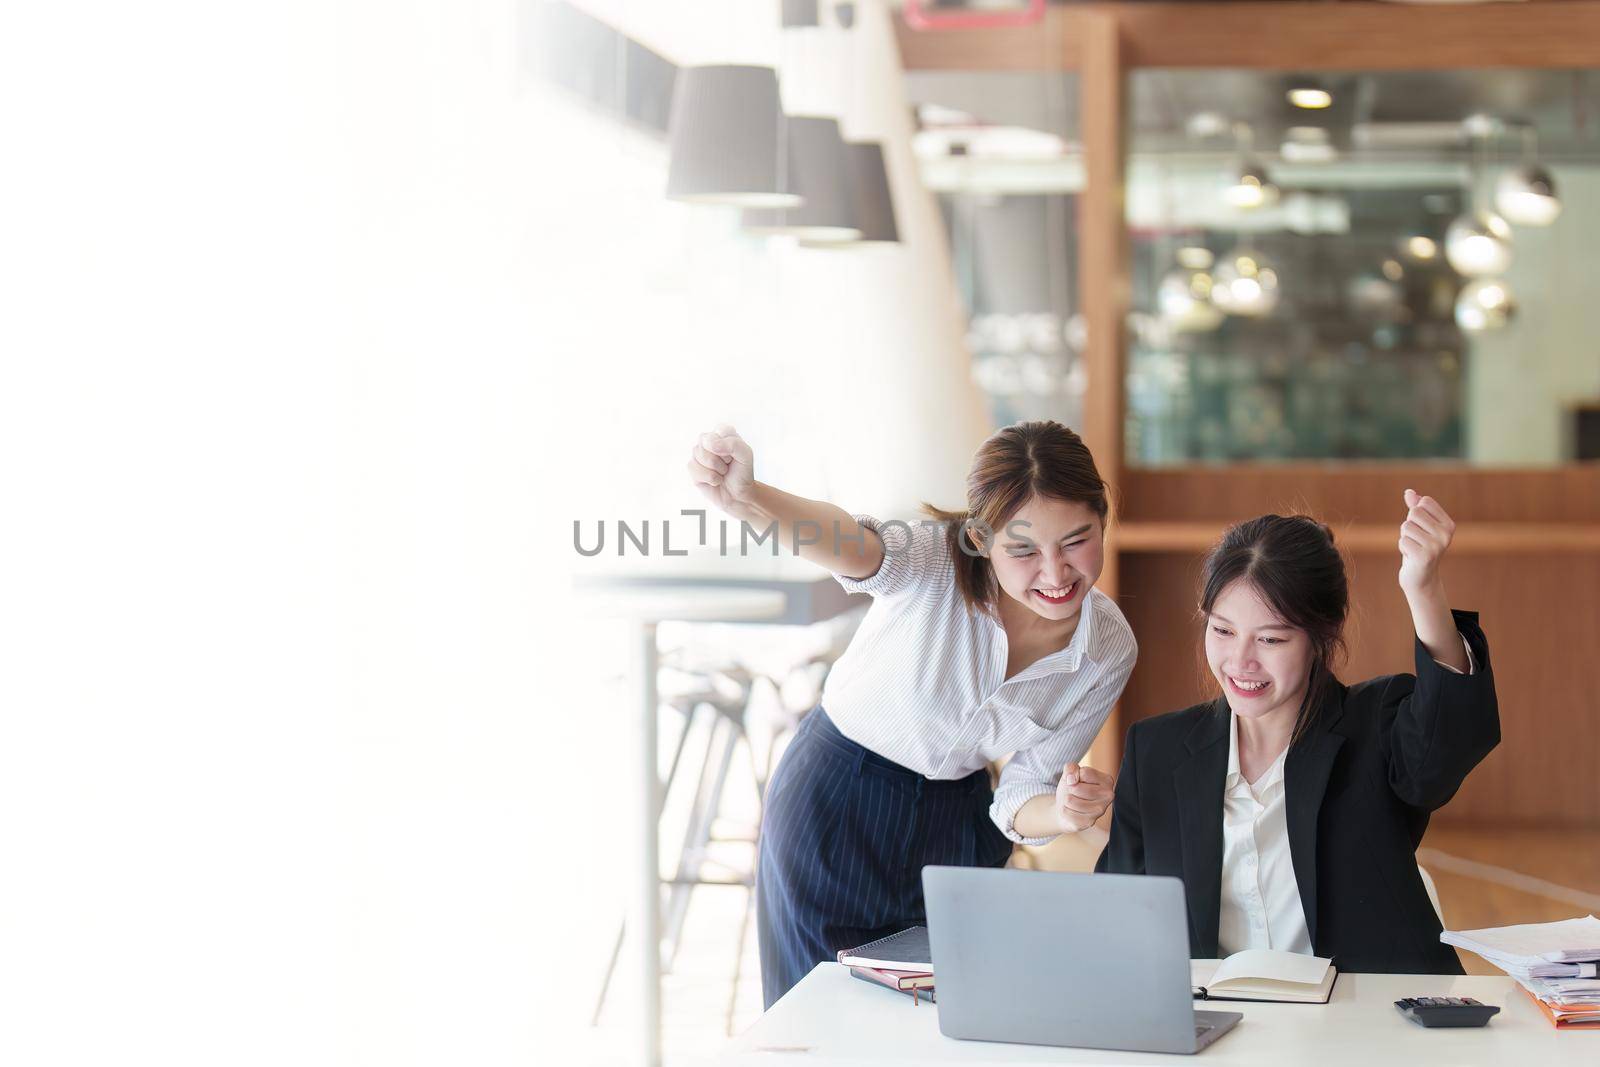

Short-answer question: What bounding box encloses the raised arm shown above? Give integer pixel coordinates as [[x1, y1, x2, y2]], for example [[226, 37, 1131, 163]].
[[1398, 488, 1469, 671], [1385, 489, 1499, 808], [687, 425, 884, 579]]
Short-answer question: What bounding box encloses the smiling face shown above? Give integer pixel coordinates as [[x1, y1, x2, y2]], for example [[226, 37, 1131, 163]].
[[985, 495, 1105, 623], [1204, 578, 1314, 722]]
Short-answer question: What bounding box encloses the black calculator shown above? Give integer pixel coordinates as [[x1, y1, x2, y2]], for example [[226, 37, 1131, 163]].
[[1394, 996, 1501, 1028]]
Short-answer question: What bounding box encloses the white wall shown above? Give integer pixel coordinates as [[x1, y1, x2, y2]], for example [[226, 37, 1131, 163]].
[[1467, 166, 1600, 464], [3, 3, 567, 1064]]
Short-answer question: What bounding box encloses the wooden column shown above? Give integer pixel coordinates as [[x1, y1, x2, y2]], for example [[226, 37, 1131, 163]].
[[1077, 10, 1129, 775]]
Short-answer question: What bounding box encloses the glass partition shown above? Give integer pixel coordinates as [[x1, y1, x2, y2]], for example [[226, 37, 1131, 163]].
[[1125, 68, 1600, 466], [907, 70, 1087, 429], [914, 66, 1600, 465]]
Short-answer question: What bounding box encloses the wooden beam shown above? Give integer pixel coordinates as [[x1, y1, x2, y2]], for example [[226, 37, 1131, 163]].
[[1078, 10, 1127, 777], [896, 1, 1600, 71], [1121, 465, 1600, 523], [1116, 521, 1600, 554], [1079, 9, 1126, 543]]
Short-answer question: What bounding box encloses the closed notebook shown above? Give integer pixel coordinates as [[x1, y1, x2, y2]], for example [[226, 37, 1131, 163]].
[[851, 965, 934, 991], [1191, 949, 1338, 1003], [849, 966, 936, 1004], [836, 927, 932, 973]]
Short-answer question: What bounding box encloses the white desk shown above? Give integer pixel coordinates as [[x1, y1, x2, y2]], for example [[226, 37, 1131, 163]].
[[721, 963, 1592, 1066]]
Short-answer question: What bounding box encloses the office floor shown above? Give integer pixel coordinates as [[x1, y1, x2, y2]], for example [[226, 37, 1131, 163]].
[[584, 713, 1600, 1065]]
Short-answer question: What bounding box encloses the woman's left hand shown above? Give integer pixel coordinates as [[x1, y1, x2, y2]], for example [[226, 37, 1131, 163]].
[[1397, 489, 1456, 599], [1053, 762, 1115, 833]]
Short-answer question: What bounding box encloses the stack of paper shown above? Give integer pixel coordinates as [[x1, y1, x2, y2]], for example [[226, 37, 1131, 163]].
[[1526, 976, 1600, 1005], [1442, 915, 1600, 1027]]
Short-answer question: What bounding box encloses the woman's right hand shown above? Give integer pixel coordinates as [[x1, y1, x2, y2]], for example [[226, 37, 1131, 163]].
[[688, 425, 762, 523], [1053, 762, 1115, 834]]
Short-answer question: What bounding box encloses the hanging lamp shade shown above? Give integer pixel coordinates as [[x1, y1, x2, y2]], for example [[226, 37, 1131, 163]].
[[1495, 165, 1562, 227], [666, 65, 801, 208], [1444, 212, 1513, 277], [845, 141, 899, 243], [1224, 159, 1279, 210], [782, 0, 820, 27], [742, 116, 861, 242], [1210, 249, 1281, 317], [1455, 278, 1517, 332], [1158, 267, 1223, 332]]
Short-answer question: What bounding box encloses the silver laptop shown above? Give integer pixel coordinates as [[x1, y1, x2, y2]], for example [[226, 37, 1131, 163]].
[[922, 867, 1241, 1054]]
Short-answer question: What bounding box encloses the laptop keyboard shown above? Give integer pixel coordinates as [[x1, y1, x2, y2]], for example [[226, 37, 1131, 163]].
[[1194, 1024, 1214, 1037]]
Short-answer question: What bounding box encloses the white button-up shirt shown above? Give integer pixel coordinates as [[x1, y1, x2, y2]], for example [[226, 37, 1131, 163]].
[[824, 515, 1138, 845], [1216, 711, 1314, 958]]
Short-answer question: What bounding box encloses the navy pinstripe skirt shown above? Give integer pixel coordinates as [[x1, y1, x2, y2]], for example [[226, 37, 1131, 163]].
[[755, 707, 1013, 1007]]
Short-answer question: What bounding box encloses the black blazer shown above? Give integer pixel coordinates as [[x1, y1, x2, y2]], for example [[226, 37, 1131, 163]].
[[1096, 610, 1498, 975]]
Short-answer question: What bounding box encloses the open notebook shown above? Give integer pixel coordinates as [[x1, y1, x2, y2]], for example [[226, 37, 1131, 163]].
[[1191, 949, 1338, 1003]]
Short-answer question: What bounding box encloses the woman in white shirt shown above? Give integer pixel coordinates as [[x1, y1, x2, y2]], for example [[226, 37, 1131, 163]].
[[1097, 492, 1498, 974], [687, 421, 1137, 1006]]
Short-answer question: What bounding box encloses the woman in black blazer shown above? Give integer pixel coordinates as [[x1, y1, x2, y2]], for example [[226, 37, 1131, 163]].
[[1097, 491, 1499, 974]]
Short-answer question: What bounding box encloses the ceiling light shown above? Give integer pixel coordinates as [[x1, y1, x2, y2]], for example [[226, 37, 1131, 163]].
[[1444, 213, 1513, 277], [1455, 278, 1517, 333], [1210, 249, 1281, 317], [1495, 165, 1562, 227], [1403, 235, 1439, 261], [781, 0, 820, 27], [742, 116, 861, 243], [844, 141, 899, 243], [1176, 246, 1215, 270], [1158, 268, 1224, 332], [1186, 111, 1230, 140], [1225, 160, 1280, 210], [1288, 84, 1333, 110], [666, 66, 801, 207]]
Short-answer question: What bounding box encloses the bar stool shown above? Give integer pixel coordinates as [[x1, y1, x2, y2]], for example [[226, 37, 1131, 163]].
[[589, 656, 753, 1024], [591, 647, 843, 1035], [580, 587, 787, 1067]]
